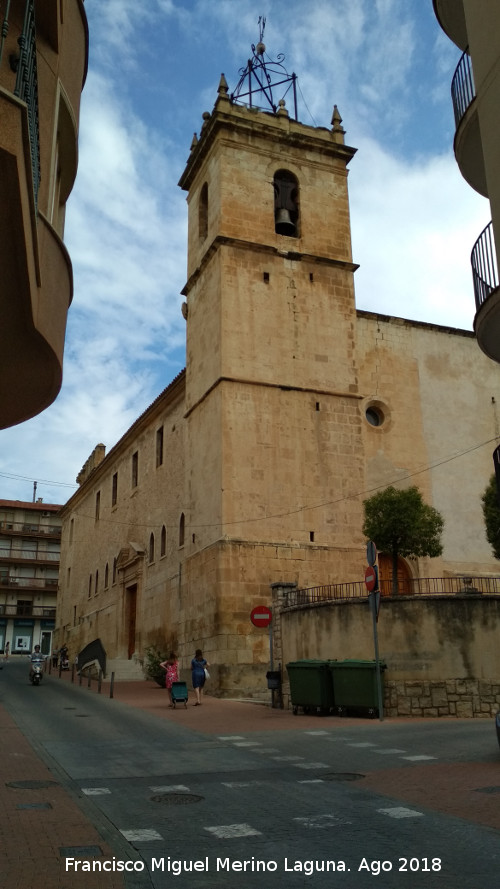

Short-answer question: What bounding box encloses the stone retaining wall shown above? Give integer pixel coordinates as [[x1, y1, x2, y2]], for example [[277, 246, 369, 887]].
[[384, 678, 500, 718]]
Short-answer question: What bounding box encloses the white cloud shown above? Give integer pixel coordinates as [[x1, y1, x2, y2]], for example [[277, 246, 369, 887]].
[[350, 140, 489, 327], [0, 0, 493, 504]]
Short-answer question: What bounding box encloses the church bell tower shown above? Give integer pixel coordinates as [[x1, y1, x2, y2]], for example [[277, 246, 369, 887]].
[[178, 26, 365, 693]]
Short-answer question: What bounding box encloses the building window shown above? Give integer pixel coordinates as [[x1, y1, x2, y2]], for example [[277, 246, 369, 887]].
[[160, 525, 166, 557], [112, 557, 117, 584], [199, 182, 208, 241], [156, 427, 164, 468], [69, 517, 74, 544], [104, 562, 109, 588], [95, 570, 99, 596], [132, 451, 139, 488], [179, 513, 185, 547], [149, 533, 155, 563], [88, 575, 92, 599], [95, 491, 100, 521], [365, 404, 386, 427], [112, 472, 118, 506], [273, 169, 299, 237]]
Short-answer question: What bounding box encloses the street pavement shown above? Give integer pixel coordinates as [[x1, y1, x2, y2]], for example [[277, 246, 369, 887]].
[[1, 657, 499, 889]]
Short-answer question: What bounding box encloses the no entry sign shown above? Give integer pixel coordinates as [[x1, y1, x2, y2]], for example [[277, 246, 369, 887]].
[[364, 566, 378, 592], [250, 605, 272, 628]]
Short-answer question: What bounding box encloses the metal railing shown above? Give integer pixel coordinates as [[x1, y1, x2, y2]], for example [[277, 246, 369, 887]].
[[0, 550, 59, 563], [0, 522, 61, 537], [283, 575, 500, 608], [0, 0, 40, 208], [451, 49, 475, 128], [471, 221, 499, 310], [0, 576, 58, 590], [0, 604, 55, 618]]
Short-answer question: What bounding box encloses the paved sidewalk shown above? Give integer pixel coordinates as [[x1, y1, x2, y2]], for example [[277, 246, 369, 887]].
[[0, 703, 126, 889]]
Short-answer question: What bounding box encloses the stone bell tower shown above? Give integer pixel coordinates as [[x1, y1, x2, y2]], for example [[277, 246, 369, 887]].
[[178, 31, 365, 694]]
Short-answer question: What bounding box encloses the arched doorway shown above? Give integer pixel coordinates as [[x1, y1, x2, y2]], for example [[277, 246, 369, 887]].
[[378, 555, 413, 595]]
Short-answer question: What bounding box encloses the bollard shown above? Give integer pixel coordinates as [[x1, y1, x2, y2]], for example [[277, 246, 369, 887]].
[[110, 671, 115, 699], [98, 669, 102, 694]]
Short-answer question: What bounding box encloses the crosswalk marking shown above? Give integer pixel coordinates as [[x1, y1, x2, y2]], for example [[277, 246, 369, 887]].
[[204, 823, 262, 838], [294, 762, 330, 769], [401, 754, 436, 761], [120, 828, 163, 841], [81, 787, 111, 796], [149, 784, 190, 792], [378, 807, 424, 819]]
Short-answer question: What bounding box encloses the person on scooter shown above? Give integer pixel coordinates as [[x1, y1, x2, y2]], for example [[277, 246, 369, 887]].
[[29, 644, 46, 681]]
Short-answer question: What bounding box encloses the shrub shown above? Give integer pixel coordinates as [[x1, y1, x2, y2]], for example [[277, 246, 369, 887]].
[[143, 645, 167, 687]]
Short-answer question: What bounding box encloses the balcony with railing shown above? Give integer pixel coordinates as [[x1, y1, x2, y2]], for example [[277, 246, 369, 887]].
[[0, 549, 60, 565], [282, 575, 500, 609], [0, 521, 61, 537], [0, 575, 58, 591], [0, 0, 85, 429], [472, 221, 500, 361], [0, 602, 56, 619], [451, 50, 487, 196]]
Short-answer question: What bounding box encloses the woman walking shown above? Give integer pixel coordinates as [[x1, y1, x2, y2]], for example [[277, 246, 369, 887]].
[[160, 652, 179, 707], [191, 649, 209, 706]]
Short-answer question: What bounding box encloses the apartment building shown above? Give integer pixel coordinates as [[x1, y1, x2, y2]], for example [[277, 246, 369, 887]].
[[0, 0, 88, 428], [0, 499, 62, 655], [433, 1, 500, 361]]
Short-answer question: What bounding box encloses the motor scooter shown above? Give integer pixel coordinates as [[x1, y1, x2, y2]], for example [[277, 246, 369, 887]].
[[30, 663, 43, 685]]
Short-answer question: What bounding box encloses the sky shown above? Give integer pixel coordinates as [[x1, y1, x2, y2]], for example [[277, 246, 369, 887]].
[[0, 0, 491, 505]]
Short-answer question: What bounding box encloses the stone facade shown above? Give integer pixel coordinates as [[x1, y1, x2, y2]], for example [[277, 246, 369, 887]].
[[56, 77, 500, 696]]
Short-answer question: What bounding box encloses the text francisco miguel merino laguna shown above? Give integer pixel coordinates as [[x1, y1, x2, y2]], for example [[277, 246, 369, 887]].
[[65, 856, 354, 876]]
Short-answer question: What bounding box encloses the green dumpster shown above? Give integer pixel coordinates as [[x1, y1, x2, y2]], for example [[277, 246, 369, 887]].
[[329, 659, 386, 718], [286, 660, 335, 715]]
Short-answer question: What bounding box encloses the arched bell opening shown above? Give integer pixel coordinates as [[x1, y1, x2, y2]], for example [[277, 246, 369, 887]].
[[273, 169, 299, 237]]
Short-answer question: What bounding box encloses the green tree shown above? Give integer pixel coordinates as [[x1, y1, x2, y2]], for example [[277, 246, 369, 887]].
[[481, 474, 500, 560], [362, 485, 444, 594]]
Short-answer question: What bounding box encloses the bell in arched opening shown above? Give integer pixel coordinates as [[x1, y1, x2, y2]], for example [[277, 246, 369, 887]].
[[273, 170, 299, 237]]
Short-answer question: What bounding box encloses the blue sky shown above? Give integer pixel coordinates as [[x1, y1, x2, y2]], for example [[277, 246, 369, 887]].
[[0, 0, 490, 503]]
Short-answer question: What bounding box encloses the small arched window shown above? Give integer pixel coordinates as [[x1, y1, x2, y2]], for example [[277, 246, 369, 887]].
[[149, 533, 155, 563], [273, 169, 299, 237], [199, 182, 208, 241], [104, 562, 109, 588], [112, 557, 118, 584], [179, 513, 185, 547], [160, 525, 167, 557]]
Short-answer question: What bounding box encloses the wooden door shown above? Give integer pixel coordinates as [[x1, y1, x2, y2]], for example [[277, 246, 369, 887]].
[[378, 555, 413, 595], [127, 585, 137, 659]]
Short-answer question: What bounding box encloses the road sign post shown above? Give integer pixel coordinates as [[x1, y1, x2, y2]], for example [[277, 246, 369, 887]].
[[365, 543, 384, 721], [250, 605, 276, 707]]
